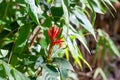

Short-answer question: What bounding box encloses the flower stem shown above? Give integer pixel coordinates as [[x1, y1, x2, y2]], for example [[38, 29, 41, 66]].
[[48, 43, 54, 60]]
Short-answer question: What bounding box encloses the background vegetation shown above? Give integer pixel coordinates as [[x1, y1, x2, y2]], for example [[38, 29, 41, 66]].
[[0, 0, 120, 80]]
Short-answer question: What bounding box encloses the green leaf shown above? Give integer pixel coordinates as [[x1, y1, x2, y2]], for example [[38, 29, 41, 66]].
[[40, 36, 48, 49], [93, 0, 106, 13], [53, 57, 73, 70], [103, 0, 116, 12], [97, 29, 120, 58], [0, 60, 30, 80], [101, 0, 115, 17], [51, 6, 63, 21], [41, 30, 50, 49], [61, 0, 69, 24], [106, 37, 120, 58], [0, 49, 9, 58], [73, 39, 92, 71], [43, 17, 52, 27], [93, 68, 107, 80], [0, 64, 6, 79], [70, 13, 79, 28], [13, 24, 31, 54], [34, 56, 44, 69], [27, 0, 42, 25], [11, 69, 30, 80], [74, 9, 96, 40], [63, 26, 90, 53], [1, 61, 14, 80], [52, 45, 64, 57], [42, 64, 59, 77], [66, 36, 78, 57], [75, 34, 90, 53], [60, 68, 68, 80], [87, 0, 96, 26]]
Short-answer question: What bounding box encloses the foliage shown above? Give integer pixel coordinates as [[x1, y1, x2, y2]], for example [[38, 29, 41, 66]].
[[0, 0, 119, 80]]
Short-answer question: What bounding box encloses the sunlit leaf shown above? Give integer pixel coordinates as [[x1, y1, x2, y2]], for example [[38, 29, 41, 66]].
[[26, 0, 42, 25], [61, 0, 69, 24], [0, 49, 9, 58], [74, 9, 96, 40], [73, 39, 92, 71]]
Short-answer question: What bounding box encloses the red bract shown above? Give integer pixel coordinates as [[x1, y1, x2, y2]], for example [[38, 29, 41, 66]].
[[48, 25, 63, 47]]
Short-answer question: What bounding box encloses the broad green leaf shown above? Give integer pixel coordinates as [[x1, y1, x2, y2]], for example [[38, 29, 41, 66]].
[[34, 56, 44, 69], [11, 69, 30, 80], [53, 57, 73, 70], [42, 64, 59, 77], [40, 36, 48, 49], [37, 76, 43, 80], [13, 24, 31, 54], [2, 61, 14, 80], [52, 45, 64, 57], [0, 60, 30, 80], [16, 0, 27, 4], [0, 49, 9, 58], [60, 68, 68, 80], [68, 71, 79, 80], [41, 69, 57, 80], [0, 77, 7, 80], [74, 9, 96, 40], [40, 30, 50, 49], [93, 68, 107, 80], [51, 6, 63, 21], [43, 17, 52, 27]]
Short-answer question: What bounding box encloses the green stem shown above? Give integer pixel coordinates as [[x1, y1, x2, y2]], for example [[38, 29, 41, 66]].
[[47, 43, 54, 60]]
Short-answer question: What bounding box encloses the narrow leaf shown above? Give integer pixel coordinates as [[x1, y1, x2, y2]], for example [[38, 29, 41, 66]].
[[106, 37, 120, 58], [74, 10, 96, 40], [93, 68, 107, 80]]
